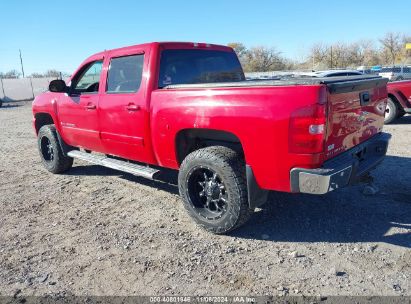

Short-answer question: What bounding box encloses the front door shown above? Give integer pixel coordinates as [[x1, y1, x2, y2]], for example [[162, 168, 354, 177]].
[[58, 59, 104, 151], [98, 48, 151, 162]]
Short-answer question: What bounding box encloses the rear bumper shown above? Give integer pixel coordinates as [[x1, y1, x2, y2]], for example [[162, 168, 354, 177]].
[[290, 132, 391, 194]]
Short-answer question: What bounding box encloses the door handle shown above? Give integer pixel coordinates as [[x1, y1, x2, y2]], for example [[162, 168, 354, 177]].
[[126, 104, 140, 111], [85, 103, 96, 110]]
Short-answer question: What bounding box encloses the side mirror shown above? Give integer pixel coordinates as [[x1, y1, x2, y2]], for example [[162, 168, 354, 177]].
[[49, 79, 68, 93]]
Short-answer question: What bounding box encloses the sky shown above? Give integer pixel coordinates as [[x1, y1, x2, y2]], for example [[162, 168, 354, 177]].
[[1, 0, 410, 75]]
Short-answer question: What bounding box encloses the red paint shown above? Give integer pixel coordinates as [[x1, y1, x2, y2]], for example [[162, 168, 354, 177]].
[[387, 80, 411, 110], [323, 84, 387, 161], [32, 42, 388, 193]]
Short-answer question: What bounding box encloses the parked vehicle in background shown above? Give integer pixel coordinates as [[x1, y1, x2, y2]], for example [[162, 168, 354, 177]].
[[371, 66, 382, 73], [356, 66, 382, 75], [299, 69, 410, 124], [356, 66, 372, 74], [385, 80, 411, 123], [356, 66, 383, 75], [379, 66, 411, 81], [32, 42, 391, 234], [299, 69, 364, 77]]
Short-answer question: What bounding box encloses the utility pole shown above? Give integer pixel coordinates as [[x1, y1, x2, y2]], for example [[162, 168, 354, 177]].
[[330, 46, 333, 69], [19, 49, 25, 78]]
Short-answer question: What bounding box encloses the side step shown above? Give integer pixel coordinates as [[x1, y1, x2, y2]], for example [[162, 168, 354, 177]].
[[67, 150, 160, 179]]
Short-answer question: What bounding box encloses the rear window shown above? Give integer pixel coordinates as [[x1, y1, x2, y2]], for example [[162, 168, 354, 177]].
[[158, 49, 245, 88]]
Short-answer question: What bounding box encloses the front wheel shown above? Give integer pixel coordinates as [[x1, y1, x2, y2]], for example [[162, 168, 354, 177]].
[[178, 146, 253, 234], [37, 125, 73, 173], [384, 98, 398, 124]]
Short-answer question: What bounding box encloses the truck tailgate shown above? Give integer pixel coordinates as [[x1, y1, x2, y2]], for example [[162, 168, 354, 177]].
[[323, 77, 388, 160]]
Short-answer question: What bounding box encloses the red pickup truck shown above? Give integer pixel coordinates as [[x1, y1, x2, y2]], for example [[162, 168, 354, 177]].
[[385, 80, 411, 124], [32, 42, 391, 234]]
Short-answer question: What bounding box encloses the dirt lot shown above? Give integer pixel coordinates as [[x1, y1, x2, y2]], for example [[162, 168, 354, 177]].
[[0, 101, 410, 297]]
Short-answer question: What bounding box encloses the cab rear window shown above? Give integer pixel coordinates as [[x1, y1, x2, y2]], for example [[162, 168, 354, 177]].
[[158, 49, 245, 88]]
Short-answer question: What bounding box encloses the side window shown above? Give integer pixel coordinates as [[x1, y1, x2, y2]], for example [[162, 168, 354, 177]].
[[328, 73, 345, 77], [106, 54, 144, 93], [73, 61, 103, 94]]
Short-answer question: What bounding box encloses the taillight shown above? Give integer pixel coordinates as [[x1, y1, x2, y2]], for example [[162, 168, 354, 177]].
[[289, 103, 326, 154]]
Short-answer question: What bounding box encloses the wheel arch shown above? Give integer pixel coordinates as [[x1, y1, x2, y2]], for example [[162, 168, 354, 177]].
[[34, 112, 74, 156], [175, 128, 244, 166], [175, 128, 268, 209], [34, 112, 55, 134], [388, 92, 408, 110]]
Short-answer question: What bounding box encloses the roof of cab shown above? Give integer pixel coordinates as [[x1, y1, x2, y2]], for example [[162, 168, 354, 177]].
[[76, 42, 235, 79], [92, 42, 233, 57]]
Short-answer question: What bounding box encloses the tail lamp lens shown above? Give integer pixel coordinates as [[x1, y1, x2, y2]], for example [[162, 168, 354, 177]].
[[289, 104, 326, 154]]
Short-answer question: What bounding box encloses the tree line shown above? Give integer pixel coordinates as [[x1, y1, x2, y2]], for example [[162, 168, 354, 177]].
[[0, 69, 69, 79], [1, 32, 410, 78], [229, 32, 411, 72]]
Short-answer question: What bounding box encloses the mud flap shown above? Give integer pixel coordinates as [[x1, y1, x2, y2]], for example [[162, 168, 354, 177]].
[[246, 165, 269, 209]]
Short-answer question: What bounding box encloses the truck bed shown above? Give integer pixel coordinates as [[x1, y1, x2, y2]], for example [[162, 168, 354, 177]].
[[156, 74, 388, 190], [163, 75, 386, 91]]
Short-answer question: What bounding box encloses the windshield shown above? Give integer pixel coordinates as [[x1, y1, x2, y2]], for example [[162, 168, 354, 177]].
[[158, 49, 245, 88]]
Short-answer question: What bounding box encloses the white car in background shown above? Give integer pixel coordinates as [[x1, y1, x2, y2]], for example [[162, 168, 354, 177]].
[[379, 66, 411, 81], [298, 69, 364, 77]]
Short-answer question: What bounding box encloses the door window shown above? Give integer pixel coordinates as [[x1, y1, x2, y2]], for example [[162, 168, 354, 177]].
[[106, 54, 144, 93], [72, 61, 103, 94]]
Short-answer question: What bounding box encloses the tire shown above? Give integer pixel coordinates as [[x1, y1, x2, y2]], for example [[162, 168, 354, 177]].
[[0, 100, 3, 108], [178, 146, 253, 234], [384, 98, 398, 124], [37, 125, 73, 173]]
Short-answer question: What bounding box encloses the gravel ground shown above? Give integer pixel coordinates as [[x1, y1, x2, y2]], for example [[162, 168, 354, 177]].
[[0, 101, 410, 297]]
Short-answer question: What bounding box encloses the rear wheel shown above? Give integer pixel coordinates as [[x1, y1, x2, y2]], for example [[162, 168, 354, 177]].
[[384, 98, 398, 124], [38, 125, 73, 173], [178, 146, 253, 234]]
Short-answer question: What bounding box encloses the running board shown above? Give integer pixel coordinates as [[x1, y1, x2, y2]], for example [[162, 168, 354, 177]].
[[67, 150, 160, 179]]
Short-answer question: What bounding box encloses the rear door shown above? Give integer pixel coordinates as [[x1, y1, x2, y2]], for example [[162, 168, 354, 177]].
[[323, 77, 388, 160], [98, 47, 152, 162]]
